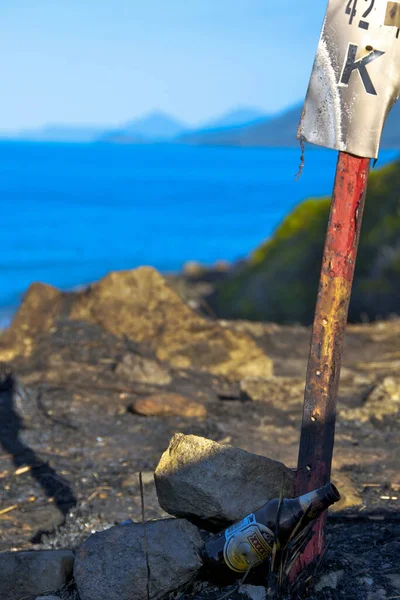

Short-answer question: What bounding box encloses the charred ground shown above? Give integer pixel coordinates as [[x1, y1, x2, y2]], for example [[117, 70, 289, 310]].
[[0, 269, 399, 599]]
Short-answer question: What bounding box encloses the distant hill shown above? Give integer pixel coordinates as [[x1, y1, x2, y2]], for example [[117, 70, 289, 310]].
[[101, 107, 270, 144], [12, 101, 400, 147], [17, 125, 108, 143], [178, 104, 302, 147], [178, 101, 400, 149], [100, 111, 187, 143], [200, 107, 268, 130]]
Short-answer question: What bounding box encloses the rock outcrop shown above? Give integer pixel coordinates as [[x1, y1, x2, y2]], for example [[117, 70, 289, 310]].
[[0, 267, 273, 381]]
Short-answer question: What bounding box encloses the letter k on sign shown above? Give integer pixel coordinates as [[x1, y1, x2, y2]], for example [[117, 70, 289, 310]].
[[340, 44, 385, 95]]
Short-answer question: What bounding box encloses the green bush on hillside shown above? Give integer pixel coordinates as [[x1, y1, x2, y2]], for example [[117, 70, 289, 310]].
[[214, 160, 400, 324]]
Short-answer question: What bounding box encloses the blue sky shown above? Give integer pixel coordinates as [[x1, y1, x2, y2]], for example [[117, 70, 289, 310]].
[[1, 0, 327, 131]]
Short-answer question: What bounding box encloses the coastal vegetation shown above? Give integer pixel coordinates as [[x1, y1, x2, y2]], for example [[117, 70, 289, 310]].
[[213, 159, 400, 324]]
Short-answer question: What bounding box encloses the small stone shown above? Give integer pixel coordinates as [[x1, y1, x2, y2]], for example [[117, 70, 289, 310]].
[[155, 434, 295, 531], [386, 573, 400, 591], [239, 584, 266, 600], [74, 519, 204, 600], [239, 376, 304, 404], [314, 570, 344, 592], [119, 519, 135, 526], [183, 261, 206, 277], [115, 353, 171, 386], [341, 377, 400, 422], [121, 471, 154, 488], [138, 470, 155, 485], [367, 589, 387, 600], [330, 472, 362, 512], [0, 550, 74, 600], [371, 377, 400, 400], [129, 393, 207, 418], [213, 260, 231, 272]]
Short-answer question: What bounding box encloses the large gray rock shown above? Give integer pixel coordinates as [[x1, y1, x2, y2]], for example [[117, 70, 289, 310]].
[[0, 550, 74, 600], [74, 519, 204, 600], [155, 434, 295, 531]]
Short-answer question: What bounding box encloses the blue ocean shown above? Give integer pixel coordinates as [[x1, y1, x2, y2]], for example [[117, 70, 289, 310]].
[[1, 141, 398, 326]]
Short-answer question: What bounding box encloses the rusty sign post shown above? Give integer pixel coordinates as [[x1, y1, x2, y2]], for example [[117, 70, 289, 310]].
[[294, 152, 370, 568], [293, 0, 400, 574]]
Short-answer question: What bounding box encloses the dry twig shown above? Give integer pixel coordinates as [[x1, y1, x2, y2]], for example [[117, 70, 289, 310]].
[[0, 504, 19, 516], [140, 471, 151, 600]]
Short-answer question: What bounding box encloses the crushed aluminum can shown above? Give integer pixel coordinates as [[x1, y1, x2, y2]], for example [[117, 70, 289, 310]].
[[298, 0, 400, 158]]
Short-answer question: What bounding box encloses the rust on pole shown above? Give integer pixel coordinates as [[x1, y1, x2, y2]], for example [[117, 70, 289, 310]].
[[294, 151, 370, 570], [290, 0, 400, 580]]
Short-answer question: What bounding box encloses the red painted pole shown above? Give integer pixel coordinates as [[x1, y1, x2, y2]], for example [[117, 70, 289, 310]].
[[293, 152, 370, 573]]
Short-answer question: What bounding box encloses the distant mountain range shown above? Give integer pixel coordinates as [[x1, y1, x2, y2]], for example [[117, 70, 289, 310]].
[[14, 125, 107, 143], [178, 105, 300, 147], [179, 101, 400, 150], [99, 112, 187, 143], [7, 102, 400, 148], [98, 108, 269, 144], [11, 107, 269, 144], [197, 107, 268, 130]]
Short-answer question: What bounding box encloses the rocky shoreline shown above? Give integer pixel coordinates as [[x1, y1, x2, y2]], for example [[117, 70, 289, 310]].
[[0, 267, 399, 599]]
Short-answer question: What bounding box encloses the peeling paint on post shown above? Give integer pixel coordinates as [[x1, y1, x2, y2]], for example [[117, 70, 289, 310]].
[[294, 152, 370, 570]]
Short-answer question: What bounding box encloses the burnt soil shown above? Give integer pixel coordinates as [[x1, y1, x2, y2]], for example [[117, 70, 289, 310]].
[[0, 307, 399, 599]]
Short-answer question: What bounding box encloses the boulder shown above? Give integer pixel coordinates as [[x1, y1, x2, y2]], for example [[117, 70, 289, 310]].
[[1, 268, 273, 381], [129, 393, 207, 418], [0, 550, 74, 600], [70, 268, 273, 380], [74, 519, 204, 600], [0, 283, 62, 362], [155, 434, 295, 531]]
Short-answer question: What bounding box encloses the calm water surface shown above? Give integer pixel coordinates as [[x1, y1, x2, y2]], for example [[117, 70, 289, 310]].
[[1, 141, 397, 324]]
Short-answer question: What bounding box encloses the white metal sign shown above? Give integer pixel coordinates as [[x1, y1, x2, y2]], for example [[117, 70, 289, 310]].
[[298, 0, 400, 158]]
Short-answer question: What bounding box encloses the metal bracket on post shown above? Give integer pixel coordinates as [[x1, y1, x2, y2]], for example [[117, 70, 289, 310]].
[[292, 0, 400, 578], [298, 0, 400, 159]]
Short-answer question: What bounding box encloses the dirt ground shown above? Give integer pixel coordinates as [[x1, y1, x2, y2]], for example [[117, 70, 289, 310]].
[[0, 274, 399, 599]]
